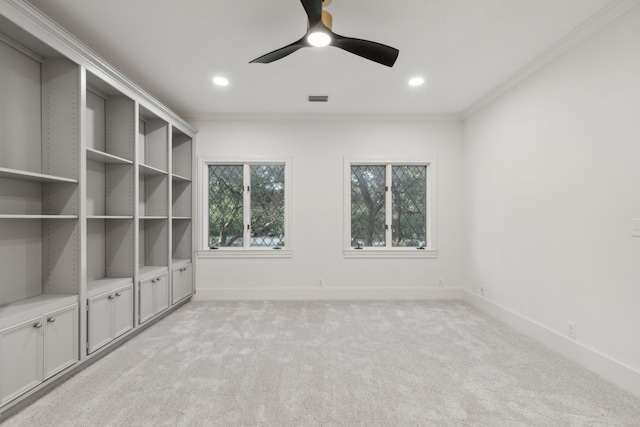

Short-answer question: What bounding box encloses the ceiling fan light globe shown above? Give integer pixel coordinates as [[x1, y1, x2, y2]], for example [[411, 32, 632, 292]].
[[307, 31, 331, 47], [409, 77, 425, 87]]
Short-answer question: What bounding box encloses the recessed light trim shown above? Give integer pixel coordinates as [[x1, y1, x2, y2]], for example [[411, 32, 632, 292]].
[[307, 31, 331, 47], [213, 76, 229, 87], [408, 77, 425, 87]]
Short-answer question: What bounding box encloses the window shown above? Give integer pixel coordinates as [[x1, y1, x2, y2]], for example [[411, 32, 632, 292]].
[[200, 158, 291, 258], [344, 158, 437, 258]]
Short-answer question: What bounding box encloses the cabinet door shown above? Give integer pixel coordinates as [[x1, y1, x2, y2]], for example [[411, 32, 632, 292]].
[[0, 317, 43, 405], [154, 273, 169, 315], [172, 264, 192, 304], [139, 277, 155, 324], [88, 293, 113, 354], [113, 285, 133, 338], [43, 304, 78, 379]]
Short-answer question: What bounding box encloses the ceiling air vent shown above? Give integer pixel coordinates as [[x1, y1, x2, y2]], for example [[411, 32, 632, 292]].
[[308, 95, 329, 103]]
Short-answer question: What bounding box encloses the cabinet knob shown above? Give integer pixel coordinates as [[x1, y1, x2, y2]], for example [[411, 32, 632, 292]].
[[108, 294, 115, 300], [33, 322, 42, 329], [115, 292, 122, 297], [47, 317, 56, 323]]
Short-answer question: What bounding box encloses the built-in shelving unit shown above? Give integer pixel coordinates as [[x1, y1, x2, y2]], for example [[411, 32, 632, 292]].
[[170, 127, 193, 305], [0, 1, 196, 417], [85, 74, 136, 341]]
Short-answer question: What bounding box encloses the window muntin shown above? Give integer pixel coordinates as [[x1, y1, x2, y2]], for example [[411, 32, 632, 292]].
[[206, 161, 288, 251]]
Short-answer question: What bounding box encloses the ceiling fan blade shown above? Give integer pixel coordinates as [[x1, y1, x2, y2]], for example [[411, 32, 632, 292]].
[[250, 37, 309, 64], [331, 33, 399, 67], [300, 0, 323, 27]]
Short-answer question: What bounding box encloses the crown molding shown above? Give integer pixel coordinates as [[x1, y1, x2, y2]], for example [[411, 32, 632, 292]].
[[183, 112, 463, 123], [462, 0, 640, 119], [0, 0, 197, 136]]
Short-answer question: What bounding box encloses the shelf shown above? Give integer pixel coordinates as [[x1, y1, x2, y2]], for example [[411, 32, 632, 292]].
[[172, 216, 191, 220], [86, 148, 133, 165], [140, 216, 168, 220], [139, 163, 168, 176], [171, 259, 191, 268], [171, 173, 191, 182], [0, 167, 78, 184], [0, 215, 78, 219], [87, 277, 133, 298], [87, 216, 133, 220], [0, 294, 78, 329], [138, 265, 168, 280]]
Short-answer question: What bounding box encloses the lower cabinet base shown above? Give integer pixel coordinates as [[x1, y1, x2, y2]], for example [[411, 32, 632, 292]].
[[0, 297, 192, 422]]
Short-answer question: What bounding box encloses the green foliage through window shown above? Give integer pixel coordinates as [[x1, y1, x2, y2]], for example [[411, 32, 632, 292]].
[[351, 165, 386, 247], [208, 164, 286, 248], [250, 165, 285, 247], [392, 165, 426, 247], [208, 165, 244, 247], [350, 163, 427, 248]]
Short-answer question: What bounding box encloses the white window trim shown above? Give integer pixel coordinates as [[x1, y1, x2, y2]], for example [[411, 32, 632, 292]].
[[198, 156, 293, 259], [343, 157, 438, 259]]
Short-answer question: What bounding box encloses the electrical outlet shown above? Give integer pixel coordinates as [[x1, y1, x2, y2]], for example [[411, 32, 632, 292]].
[[567, 321, 577, 339], [317, 278, 324, 287], [437, 277, 444, 287], [633, 218, 640, 237]]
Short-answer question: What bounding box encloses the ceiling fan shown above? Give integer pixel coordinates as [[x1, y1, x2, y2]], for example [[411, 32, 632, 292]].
[[250, 0, 399, 67]]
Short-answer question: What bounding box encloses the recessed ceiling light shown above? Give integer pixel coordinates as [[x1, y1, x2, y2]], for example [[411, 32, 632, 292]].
[[408, 77, 425, 87], [213, 76, 229, 87], [307, 31, 331, 47]]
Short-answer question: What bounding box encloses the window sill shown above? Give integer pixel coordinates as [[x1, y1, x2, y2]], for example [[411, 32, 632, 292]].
[[198, 249, 293, 259], [343, 248, 438, 259]]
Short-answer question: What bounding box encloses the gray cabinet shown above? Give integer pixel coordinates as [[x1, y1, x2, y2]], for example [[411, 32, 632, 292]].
[[87, 283, 133, 354], [172, 263, 193, 305], [0, 317, 41, 405], [43, 304, 79, 379], [139, 272, 169, 324], [0, 303, 78, 405]]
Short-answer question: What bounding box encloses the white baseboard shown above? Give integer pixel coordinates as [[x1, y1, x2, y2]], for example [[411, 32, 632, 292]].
[[194, 286, 464, 301], [462, 289, 640, 399]]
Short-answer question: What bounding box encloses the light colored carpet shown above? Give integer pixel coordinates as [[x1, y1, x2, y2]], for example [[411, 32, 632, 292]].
[[4, 300, 640, 426]]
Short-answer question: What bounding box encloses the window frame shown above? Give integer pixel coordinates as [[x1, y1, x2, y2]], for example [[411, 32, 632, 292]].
[[343, 157, 438, 258], [198, 157, 292, 258]]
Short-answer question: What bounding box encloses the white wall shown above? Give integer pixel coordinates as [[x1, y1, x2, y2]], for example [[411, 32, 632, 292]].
[[464, 6, 640, 376], [193, 117, 464, 299]]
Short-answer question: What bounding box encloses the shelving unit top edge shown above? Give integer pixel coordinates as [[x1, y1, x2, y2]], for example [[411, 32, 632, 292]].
[[0, 0, 197, 136]]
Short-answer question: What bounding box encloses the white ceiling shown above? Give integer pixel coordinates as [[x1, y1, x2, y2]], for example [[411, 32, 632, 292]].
[[26, 0, 617, 117]]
